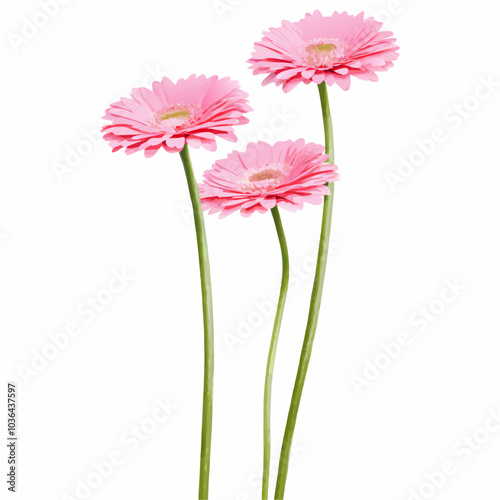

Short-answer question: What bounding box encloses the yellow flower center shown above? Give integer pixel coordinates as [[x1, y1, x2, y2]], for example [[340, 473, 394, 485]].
[[308, 42, 337, 54], [148, 104, 199, 129], [159, 109, 191, 122], [302, 38, 347, 67]]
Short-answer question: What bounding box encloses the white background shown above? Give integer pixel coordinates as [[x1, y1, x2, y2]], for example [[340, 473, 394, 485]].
[[2, 0, 500, 499]]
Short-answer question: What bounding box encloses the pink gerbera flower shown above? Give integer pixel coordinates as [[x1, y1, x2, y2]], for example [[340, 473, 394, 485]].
[[199, 140, 339, 218], [249, 10, 399, 92], [102, 75, 251, 157]]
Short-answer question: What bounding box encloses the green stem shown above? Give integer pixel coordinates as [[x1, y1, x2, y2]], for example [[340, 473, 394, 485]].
[[179, 145, 214, 500], [263, 207, 290, 500], [274, 81, 335, 499]]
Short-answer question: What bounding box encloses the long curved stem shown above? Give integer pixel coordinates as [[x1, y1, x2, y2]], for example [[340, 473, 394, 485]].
[[263, 207, 290, 500], [179, 145, 214, 500], [274, 81, 335, 499]]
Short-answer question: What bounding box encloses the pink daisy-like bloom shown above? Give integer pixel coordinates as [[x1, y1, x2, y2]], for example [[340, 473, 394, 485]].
[[199, 139, 339, 218], [102, 75, 251, 157], [249, 10, 399, 92]]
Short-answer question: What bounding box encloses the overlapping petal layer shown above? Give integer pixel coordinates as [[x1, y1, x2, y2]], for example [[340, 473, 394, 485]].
[[249, 10, 399, 92], [102, 75, 251, 157], [200, 140, 339, 217]]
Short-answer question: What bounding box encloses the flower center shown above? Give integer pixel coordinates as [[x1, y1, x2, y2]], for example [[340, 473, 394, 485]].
[[160, 109, 191, 122], [239, 162, 289, 192], [148, 104, 198, 129], [302, 38, 347, 67], [249, 168, 282, 182]]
